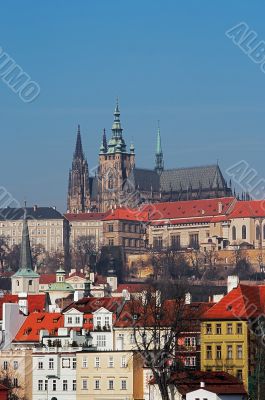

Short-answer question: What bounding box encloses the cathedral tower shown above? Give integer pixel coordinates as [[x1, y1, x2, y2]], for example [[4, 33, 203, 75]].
[[67, 125, 90, 213], [98, 100, 135, 212], [154, 122, 164, 174]]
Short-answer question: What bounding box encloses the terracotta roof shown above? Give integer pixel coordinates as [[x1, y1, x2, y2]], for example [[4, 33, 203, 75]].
[[229, 200, 265, 218], [14, 312, 64, 342], [142, 197, 235, 221], [94, 274, 107, 285], [151, 371, 246, 396], [103, 208, 149, 222], [63, 297, 124, 314], [64, 212, 109, 222], [202, 284, 265, 320], [67, 271, 86, 279], [115, 283, 150, 293], [39, 274, 56, 284], [0, 294, 46, 319]]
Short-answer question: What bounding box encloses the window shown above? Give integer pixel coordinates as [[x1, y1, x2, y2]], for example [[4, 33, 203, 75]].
[[13, 361, 18, 370], [216, 345, 222, 359], [242, 225, 247, 240], [237, 323, 243, 334], [237, 345, 243, 359], [72, 380, 76, 391], [96, 316, 101, 327], [232, 226, 237, 240], [227, 345, 233, 359], [130, 333, 135, 344], [121, 356, 127, 368], [38, 380, 43, 391], [63, 380, 68, 391], [95, 379, 100, 390], [75, 316, 80, 324], [72, 358, 76, 369], [108, 356, 114, 368], [263, 224, 265, 240], [206, 324, 212, 334], [49, 358, 54, 369], [38, 361, 43, 369], [45, 380, 48, 391], [52, 380, 56, 391], [184, 337, 196, 347], [82, 379, 88, 390], [95, 356, 100, 368], [62, 358, 70, 368], [108, 380, 114, 390], [153, 236, 163, 249], [82, 357, 88, 368], [237, 369, 243, 381], [104, 316, 110, 327], [256, 225, 261, 240], [189, 233, 199, 249], [206, 345, 212, 360], [108, 224, 114, 232], [67, 316, 72, 324], [108, 238, 114, 246], [216, 323, 222, 335], [97, 334, 106, 347], [171, 235, 181, 249], [121, 380, 127, 390], [227, 323, 233, 334], [184, 356, 196, 366]]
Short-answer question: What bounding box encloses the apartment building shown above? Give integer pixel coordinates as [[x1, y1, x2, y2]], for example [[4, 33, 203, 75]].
[[0, 206, 67, 253]]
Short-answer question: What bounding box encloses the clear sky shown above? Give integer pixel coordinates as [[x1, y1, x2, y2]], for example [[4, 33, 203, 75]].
[[1, 0, 265, 211]]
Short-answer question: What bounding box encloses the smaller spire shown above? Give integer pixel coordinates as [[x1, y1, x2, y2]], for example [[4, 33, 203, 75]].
[[102, 128, 107, 152], [155, 121, 164, 174], [74, 124, 84, 158]]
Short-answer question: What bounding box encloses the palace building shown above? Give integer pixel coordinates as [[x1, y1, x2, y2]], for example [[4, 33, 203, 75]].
[[67, 101, 231, 213]]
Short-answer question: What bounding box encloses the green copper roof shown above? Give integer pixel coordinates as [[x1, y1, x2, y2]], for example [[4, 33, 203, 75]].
[[13, 214, 39, 278], [46, 281, 74, 292]]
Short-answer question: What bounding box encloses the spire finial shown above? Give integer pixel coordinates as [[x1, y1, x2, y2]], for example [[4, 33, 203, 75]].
[[155, 121, 164, 174], [74, 124, 84, 158]]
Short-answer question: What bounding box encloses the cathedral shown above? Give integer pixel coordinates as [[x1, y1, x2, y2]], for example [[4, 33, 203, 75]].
[[67, 101, 231, 213]]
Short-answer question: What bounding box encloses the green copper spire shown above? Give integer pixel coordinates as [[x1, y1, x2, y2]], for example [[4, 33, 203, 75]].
[[13, 209, 39, 278], [155, 121, 164, 174], [112, 98, 123, 139]]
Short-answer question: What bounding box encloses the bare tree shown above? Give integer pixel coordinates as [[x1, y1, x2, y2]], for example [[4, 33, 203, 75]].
[[72, 235, 98, 270], [0, 236, 10, 271], [0, 366, 27, 400], [128, 280, 190, 400], [150, 249, 192, 280]]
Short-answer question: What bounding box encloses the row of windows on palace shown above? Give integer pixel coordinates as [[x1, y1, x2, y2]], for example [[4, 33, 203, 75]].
[[0, 221, 62, 227], [153, 233, 200, 249], [205, 344, 243, 362], [232, 224, 265, 241], [0, 228, 62, 236], [107, 223, 145, 234], [37, 378, 128, 392], [107, 237, 145, 248]]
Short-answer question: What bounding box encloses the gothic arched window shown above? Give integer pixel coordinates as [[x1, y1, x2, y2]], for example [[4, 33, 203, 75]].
[[256, 225, 261, 240], [232, 226, 236, 241], [242, 225, 246, 240]]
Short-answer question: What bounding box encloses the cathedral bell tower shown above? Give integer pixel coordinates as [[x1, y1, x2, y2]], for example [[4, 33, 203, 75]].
[[98, 100, 135, 212], [67, 125, 91, 213]]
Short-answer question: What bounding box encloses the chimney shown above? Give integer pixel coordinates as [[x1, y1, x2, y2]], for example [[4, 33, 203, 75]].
[[200, 382, 205, 388], [218, 202, 223, 214], [227, 275, 239, 293], [33, 205, 38, 212]]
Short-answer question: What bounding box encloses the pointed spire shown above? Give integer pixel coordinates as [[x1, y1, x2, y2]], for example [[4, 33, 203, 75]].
[[103, 128, 107, 151], [74, 124, 84, 158], [155, 121, 164, 174], [112, 98, 123, 138], [19, 210, 33, 271]]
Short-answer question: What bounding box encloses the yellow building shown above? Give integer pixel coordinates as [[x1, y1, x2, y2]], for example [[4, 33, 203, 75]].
[[76, 350, 144, 400], [201, 284, 259, 390]]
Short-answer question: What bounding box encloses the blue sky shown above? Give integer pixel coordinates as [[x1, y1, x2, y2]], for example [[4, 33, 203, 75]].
[[1, 0, 265, 211]]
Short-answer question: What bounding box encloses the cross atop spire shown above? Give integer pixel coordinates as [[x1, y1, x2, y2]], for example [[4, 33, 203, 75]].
[[74, 124, 84, 158], [155, 121, 164, 174]]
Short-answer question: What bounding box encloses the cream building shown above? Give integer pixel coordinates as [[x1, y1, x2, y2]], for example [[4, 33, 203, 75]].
[[76, 350, 144, 400], [0, 349, 32, 400], [0, 206, 67, 253], [65, 212, 107, 251]]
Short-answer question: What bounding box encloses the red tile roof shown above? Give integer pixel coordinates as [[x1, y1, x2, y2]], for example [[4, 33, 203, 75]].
[[67, 271, 86, 279], [202, 284, 265, 320], [63, 297, 124, 314], [229, 200, 265, 218], [39, 274, 56, 284], [0, 294, 46, 319], [14, 312, 64, 342], [64, 212, 109, 222], [142, 197, 235, 221], [103, 208, 149, 222], [153, 371, 246, 396], [115, 283, 150, 293]]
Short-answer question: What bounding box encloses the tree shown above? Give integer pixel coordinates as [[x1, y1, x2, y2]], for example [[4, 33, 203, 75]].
[[0, 366, 27, 400], [249, 317, 265, 400], [150, 249, 192, 280], [72, 235, 98, 270], [0, 236, 10, 270], [128, 280, 190, 400]]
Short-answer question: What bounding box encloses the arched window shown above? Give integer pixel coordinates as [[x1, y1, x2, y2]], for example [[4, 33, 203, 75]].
[[232, 226, 236, 241], [256, 225, 261, 240], [263, 225, 265, 240], [242, 225, 246, 240]]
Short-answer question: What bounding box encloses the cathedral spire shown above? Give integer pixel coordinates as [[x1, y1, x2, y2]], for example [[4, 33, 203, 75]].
[[19, 209, 33, 271], [103, 128, 107, 151], [112, 98, 123, 139], [155, 121, 164, 174], [74, 124, 84, 158]]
